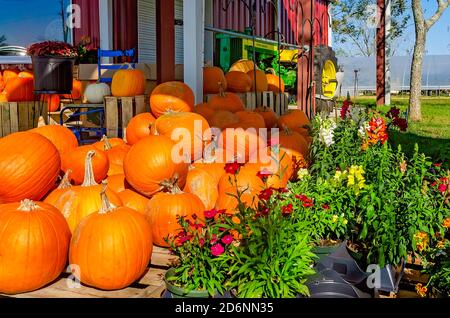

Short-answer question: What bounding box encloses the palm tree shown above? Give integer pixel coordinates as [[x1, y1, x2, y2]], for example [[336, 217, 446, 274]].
[[0, 35, 7, 47]]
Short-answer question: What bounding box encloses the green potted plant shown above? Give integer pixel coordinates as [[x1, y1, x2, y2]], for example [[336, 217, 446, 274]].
[[27, 41, 77, 93], [163, 209, 236, 298]]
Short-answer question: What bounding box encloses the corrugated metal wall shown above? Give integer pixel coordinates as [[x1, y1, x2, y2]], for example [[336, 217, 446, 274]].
[[175, 0, 184, 64], [138, 0, 157, 64]]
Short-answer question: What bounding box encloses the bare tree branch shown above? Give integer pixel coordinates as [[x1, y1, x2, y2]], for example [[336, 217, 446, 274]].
[[425, 0, 450, 30]]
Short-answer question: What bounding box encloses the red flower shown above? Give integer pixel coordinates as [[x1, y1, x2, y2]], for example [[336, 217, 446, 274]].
[[433, 163, 442, 167], [211, 243, 225, 256], [221, 235, 233, 245], [210, 234, 218, 244], [431, 181, 438, 187], [393, 117, 408, 131], [224, 162, 241, 175], [204, 209, 218, 219], [282, 203, 293, 215], [295, 194, 308, 202], [387, 107, 400, 119], [256, 169, 272, 180], [199, 238, 205, 247], [438, 183, 448, 194], [258, 206, 270, 216], [277, 188, 289, 193], [258, 188, 274, 201], [322, 204, 330, 210], [302, 198, 314, 208]]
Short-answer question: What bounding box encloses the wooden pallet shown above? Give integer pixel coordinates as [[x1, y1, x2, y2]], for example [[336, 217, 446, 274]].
[[205, 91, 289, 116], [1, 247, 175, 299], [104, 95, 147, 138], [0, 102, 47, 137]]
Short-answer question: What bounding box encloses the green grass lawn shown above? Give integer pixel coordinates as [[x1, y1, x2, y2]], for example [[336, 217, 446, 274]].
[[338, 96, 450, 168]]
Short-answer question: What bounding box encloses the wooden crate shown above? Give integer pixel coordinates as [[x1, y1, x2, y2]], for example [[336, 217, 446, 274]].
[[1, 247, 175, 299], [205, 91, 289, 116], [0, 102, 47, 137], [104, 95, 147, 138]]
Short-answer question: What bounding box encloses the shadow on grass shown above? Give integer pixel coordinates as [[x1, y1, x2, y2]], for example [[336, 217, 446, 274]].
[[389, 131, 450, 169]]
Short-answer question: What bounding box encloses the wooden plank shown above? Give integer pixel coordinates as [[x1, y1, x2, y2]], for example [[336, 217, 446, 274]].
[[134, 95, 147, 114], [18, 102, 30, 132], [9, 103, 19, 133], [27, 102, 35, 130], [1, 102, 12, 137], [105, 97, 119, 137], [0, 102, 4, 137], [121, 97, 134, 137]]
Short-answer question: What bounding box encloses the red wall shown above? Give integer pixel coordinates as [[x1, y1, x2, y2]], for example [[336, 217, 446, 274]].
[[72, 0, 100, 48], [113, 0, 138, 53]]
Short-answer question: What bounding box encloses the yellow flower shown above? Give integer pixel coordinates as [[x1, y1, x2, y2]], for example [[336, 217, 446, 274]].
[[347, 175, 355, 186], [343, 219, 348, 225], [332, 215, 338, 223], [415, 283, 427, 298], [436, 240, 446, 249], [414, 231, 429, 252], [297, 168, 309, 180], [444, 218, 450, 229]]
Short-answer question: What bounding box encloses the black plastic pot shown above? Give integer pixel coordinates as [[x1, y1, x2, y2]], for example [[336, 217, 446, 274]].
[[32, 56, 74, 93]]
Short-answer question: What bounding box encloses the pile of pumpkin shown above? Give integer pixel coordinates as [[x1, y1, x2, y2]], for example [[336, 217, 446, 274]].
[[0, 72, 310, 294]]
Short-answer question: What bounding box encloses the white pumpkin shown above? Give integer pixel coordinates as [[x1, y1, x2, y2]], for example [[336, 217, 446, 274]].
[[84, 83, 111, 103]]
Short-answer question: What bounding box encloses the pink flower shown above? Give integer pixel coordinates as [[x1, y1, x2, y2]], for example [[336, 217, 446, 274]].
[[258, 188, 274, 201], [438, 183, 447, 194], [221, 235, 233, 245], [204, 209, 218, 219], [199, 238, 205, 247], [211, 243, 225, 256], [210, 234, 218, 244]]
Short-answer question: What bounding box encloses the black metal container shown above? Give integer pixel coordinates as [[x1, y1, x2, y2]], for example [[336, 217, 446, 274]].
[[32, 56, 74, 93]]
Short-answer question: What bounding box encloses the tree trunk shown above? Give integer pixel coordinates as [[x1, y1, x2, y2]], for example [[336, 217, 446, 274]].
[[409, 27, 425, 121]]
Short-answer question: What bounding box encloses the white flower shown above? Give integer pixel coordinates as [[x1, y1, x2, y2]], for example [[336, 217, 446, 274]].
[[358, 121, 370, 139], [297, 168, 309, 180], [319, 119, 337, 147]]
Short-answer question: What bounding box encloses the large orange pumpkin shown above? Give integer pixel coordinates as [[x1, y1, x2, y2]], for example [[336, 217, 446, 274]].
[[225, 71, 252, 93], [151, 111, 210, 162], [216, 164, 264, 213], [0, 78, 5, 92], [45, 151, 122, 233], [3, 77, 34, 102], [62, 79, 82, 99], [194, 103, 215, 122], [30, 119, 78, 157], [230, 59, 256, 73], [111, 69, 146, 97], [255, 106, 278, 128], [125, 112, 156, 145], [18, 71, 34, 79], [219, 127, 266, 163], [117, 189, 149, 214], [278, 109, 311, 137], [61, 145, 109, 185], [44, 94, 60, 112], [208, 85, 245, 113], [193, 144, 233, 183], [145, 184, 205, 247], [235, 110, 266, 129], [247, 69, 268, 92], [2, 69, 18, 83], [124, 135, 189, 197], [93, 136, 126, 150], [266, 73, 285, 93], [94, 136, 130, 176], [208, 110, 240, 131], [184, 166, 219, 210], [271, 126, 309, 159], [0, 132, 60, 203], [106, 174, 129, 193], [69, 189, 152, 290], [203, 66, 227, 94], [0, 200, 71, 294], [150, 81, 195, 118]]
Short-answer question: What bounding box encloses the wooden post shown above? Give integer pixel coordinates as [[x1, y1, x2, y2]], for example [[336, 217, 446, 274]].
[[376, 0, 386, 106], [156, 0, 175, 83]]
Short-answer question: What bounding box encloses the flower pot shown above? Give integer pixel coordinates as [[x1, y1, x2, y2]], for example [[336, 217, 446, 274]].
[[162, 268, 232, 298], [32, 56, 74, 93]]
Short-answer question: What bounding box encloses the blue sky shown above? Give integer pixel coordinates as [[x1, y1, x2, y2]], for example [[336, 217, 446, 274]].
[[0, 0, 449, 55]]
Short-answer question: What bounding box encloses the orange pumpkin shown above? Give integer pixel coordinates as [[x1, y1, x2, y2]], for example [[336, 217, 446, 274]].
[[255, 106, 278, 128], [216, 164, 264, 213], [124, 135, 189, 197], [2, 69, 19, 83], [145, 184, 205, 247], [247, 146, 293, 189], [225, 71, 252, 93], [208, 84, 245, 113], [111, 69, 146, 97], [184, 166, 219, 210], [0, 78, 5, 92], [219, 127, 266, 163], [106, 174, 129, 193], [93, 136, 126, 150], [125, 112, 156, 145], [203, 66, 227, 94], [117, 189, 149, 214], [266, 73, 285, 93], [278, 109, 311, 137], [62, 79, 82, 99], [208, 110, 240, 130], [194, 103, 215, 122], [30, 118, 78, 157], [61, 145, 109, 185], [94, 136, 130, 176], [3, 77, 34, 101], [18, 71, 34, 79], [45, 151, 122, 233], [0, 132, 60, 203], [151, 111, 210, 162], [235, 111, 266, 129], [271, 126, 309, 160], [230, 59, 256, 73], [247, 69, 268, 92], [193, 144, 232, 183], [43, 94, 61, 112], [150, 81, 195, 118], [0, 200, 71, 294], [69, 189, 152, 290], [0, 91, 8, 102]]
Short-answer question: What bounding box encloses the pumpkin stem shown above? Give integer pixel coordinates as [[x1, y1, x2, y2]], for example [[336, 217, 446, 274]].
[[81, 151, 98, 187], [18, 199, 39, 212], [58, 169, 72, 189], [37, 116, 46, 127], [101, 135, 113, 151], [281, 124, 291, 135], [99, 181, 116, 214], [218, 82, 226, 97], [202, 136, 219, 163], [159, 174, 183, 194]]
